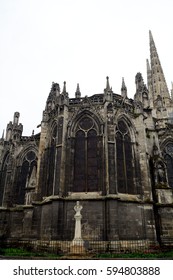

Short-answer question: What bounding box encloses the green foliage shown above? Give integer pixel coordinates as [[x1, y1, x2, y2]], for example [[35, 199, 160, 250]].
[[95, 251, 173, 259], [1, 247, 173, 259], [0, 247, 60, 258]]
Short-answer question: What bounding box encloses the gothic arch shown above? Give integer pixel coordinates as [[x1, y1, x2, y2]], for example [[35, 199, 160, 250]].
[[14, 145, 38, 205], [160, 137, 173, 189], [115, 115, 138, 194], [49, 121, 58, 145], [0, 152, 10, 206], [16, 144, 38, 166], [115, 113, 137, 141], [68, 109, 103, 137], [67, 110, 103, 193]]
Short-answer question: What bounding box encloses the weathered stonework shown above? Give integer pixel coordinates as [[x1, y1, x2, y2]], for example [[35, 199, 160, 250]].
[[0, 31, 173, 252]]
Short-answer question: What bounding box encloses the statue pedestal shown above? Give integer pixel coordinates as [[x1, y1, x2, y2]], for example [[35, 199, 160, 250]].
[[70, 244, 86, 254]]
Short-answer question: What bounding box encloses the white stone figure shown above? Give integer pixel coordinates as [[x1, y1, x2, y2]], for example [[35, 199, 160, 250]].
[[72, 201, 84, 246], [25, 192, 30, 205], [28, 166, 37, 188], [25, 166, 37, 205]]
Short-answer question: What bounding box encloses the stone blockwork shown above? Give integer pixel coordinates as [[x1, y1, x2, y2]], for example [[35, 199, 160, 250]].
[[0, 31, 173, 251]]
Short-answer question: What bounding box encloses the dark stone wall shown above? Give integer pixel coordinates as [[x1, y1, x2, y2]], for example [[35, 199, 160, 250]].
[[0, 210, 10, 239], [31, 205, 41, 238], [117, 202, 145, 239], [65, 200, 105, 240], [106, 199, 119, 240], [9, 210, 24, 238], [23, 207, 34, 238], [159, 207, 173, 240], [0, 199, 160, 243], [38, 199, 156, 241], [40, 203, 52, 240]]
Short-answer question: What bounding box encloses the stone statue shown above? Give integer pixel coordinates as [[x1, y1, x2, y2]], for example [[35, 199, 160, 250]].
[[155, 162, 166, 184], [25, 166, 37, 205], [157, 164, 166, 183]]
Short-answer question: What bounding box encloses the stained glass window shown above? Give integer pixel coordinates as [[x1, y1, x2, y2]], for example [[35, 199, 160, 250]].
[[74, 117, 98, 192], [163, 143, 173, 189], [116, 120, 134, 194]]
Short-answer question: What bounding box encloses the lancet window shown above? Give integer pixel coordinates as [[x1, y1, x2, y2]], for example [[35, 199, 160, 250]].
[[74, 116, 99, 192], [0, 153, 9, 205], [116, 120, 135, 194], [15, 151, 37, 204], [163, 143, 173, 189]]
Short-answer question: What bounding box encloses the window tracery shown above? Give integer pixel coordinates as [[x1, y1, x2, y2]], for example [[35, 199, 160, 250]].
[[116, 120, 135, 194], [15, 150, 37, 204], [162, 142, 173, 189], [74, 116, 99, 192], [0, 153, 9, 205]]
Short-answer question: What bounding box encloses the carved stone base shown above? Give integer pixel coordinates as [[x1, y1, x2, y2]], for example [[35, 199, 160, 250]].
[[69, 244, 86, 255]]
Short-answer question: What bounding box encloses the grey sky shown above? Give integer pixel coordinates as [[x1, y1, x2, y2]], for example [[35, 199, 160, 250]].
[[0, 0, 173, 135]]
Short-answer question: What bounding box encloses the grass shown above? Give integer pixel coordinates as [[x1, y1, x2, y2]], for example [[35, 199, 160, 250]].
[[1, 247, 173, 259], [0, 247, 60, 259], [95, 250, 173, 259]]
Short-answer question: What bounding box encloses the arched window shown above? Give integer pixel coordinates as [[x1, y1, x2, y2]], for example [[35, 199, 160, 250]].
[[47, 125, 57, 196], [163, 143, 173, 189], [74, 116, 98, 192], [116, 120, 134, 194], [0, 153, 9, 205], [15, 151, 37, 204]]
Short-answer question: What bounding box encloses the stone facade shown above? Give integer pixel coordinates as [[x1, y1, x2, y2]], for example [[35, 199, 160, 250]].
[[0, 31, 173, 250]]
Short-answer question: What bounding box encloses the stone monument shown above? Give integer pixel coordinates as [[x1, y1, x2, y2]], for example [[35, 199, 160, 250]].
[[70, 201, 85, 254]]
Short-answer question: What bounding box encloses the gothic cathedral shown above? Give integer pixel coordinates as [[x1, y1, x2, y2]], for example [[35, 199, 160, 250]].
[[0, 31, 173, 251]]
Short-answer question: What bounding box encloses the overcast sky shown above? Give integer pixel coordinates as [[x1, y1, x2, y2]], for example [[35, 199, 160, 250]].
[[0, 0, 173, 136]]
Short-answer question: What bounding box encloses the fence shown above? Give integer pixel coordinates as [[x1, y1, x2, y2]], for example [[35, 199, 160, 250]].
[[1, 238, 168, 255]]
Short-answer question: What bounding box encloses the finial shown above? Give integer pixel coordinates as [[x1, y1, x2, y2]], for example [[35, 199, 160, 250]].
[[121, 77, 127, 97], [106, 76, 111, 91], [76, 83, 80, 92], [63, 81, 66, 93], [1, 129, 4, 140], [75, 83, 81, 98], [121, 77, 127, 90], [50, 81, 54, 92]]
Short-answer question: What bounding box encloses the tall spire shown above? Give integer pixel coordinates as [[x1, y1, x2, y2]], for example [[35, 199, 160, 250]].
[[146, 59, 151, 88], [149, 30, 171, 106]]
